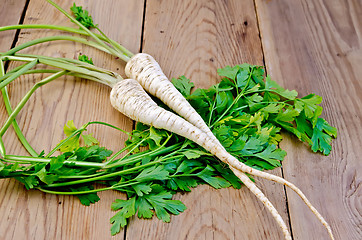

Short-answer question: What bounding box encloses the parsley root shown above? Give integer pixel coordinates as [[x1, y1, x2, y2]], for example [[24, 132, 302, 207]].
[[125, 53, 214, 137]]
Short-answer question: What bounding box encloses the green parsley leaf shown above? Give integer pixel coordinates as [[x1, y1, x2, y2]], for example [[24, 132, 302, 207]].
[[265, 76, 298, 100], [78, 54, 94, 65], [213, 164, 242, 189], [216, 91, 234, 114], [295, 94, 323, 124], [236, 68, 250, 88], [16, 175, 39, 190], [213, 124, 235, 147], [136, 197, 154, 219], [196, 165, 231, 189], [149, 127, 166, 147], [182, 149, 210, 159], [174, 159, 203, 174], [71, 185, 100, 206], [70, 3, 97, 29], [82, 133, 98, 146], [132, 183, 152, 197], [134, 165, 169, 182], [253, 144, 286, 167], [311, 118, 337, 155], [217, 65, 239, 79], [171, 76, 195, 97], [59, 120, 80, 152], [168, 177, 198, 191], [111, 197, 136, 235], [251, 66, 265, 86], [64, 120, 78, 136], [35, 166, 58, 185], [295, 113, 313, 144], [144, 191, 186, 222], [275, 107, 300, 122], [49, 154, 66, 171]]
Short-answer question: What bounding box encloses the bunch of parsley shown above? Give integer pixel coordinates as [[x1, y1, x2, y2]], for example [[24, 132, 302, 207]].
[[0, 64, 336, 235]]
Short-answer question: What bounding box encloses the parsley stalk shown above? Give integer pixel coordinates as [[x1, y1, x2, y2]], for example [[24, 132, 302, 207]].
[[45, 154, 184, 188], [2, 35, 112, 56], [0, 70, 67, 137], [0, 60, 38, 156], [4, 155, 104, 168], [46, 0, 130, 62], [0, 137, 5, 157], [0, 24, 131, 56]]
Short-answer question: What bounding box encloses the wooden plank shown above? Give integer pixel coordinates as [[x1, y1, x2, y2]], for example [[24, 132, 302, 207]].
[[126, 1, 289, 239], [0, 0, 27, 52], [255, 0, 362, 239], [0, 0, 144, 239]]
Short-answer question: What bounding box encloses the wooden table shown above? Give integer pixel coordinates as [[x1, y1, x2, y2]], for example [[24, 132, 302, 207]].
[[0, 0, 360, 239]]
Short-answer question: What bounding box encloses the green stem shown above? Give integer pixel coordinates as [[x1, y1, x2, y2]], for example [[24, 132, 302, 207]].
[[38, 58, 117, 86], [4, 155, 104, 168], [46, 0, 130, 62], [46, 154, 184, 188], [105, 138, 147, 168], [46, 130, 83, 157], [2, 35, 111, 56], [0, 137, 5, 157], [0, 60, 38, 157], [2, 54, 115, 76], [58, 172, 105, 179], [0, 71, 66, 137], [87, 121, 130, 135], [94, 26, 134, 59], [0, 59, 38, 89], [107, 143, 138, 162], [0, 24, 133, 57], [3, 62, 29, 75], [104, 134, 174, 168], [207, 87, 219, 127], [1, 87, 38, 156], [38, 186, 113, 195], [1, 54, 121, 87], [22, 69, 113, 84], [38, 181, 139, 195]]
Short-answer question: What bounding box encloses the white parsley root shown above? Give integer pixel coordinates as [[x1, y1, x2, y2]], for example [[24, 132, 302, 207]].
[[125, 53, 214, 136]]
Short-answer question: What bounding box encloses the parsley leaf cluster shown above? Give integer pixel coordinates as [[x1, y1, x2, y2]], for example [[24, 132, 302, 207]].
[[70, 3, 97, 29]]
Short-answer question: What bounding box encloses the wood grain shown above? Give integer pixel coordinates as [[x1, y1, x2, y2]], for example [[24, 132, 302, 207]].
[[125, 1, 289, 239], [256, 0, 362, 239], [0, 0, 144, 239], [0, 0, 27, 52]]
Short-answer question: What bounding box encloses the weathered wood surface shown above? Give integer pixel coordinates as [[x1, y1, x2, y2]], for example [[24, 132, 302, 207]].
[[256, 0, 362, 239], [0, 0, 28, 52], [0, 0, 360, 239]]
